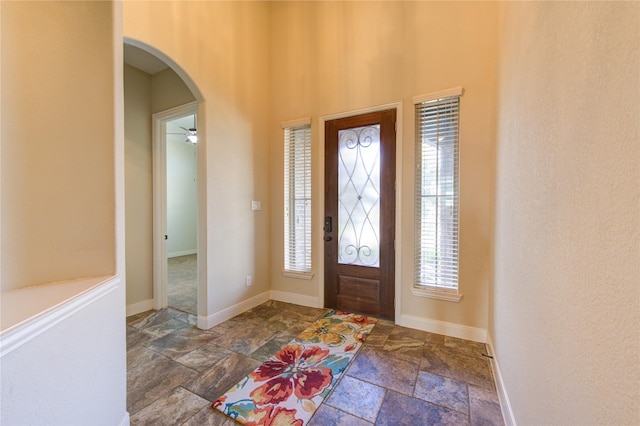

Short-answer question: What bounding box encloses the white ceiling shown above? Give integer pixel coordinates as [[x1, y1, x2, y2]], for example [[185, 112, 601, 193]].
[[167, 115, 197, 142], [123, 44, 168, 75], [167, 115, 196, 133]]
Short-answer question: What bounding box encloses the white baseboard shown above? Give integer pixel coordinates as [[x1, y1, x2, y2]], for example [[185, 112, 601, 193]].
[[270, 290, 321, 308], [486, 334, 516, 426], [119, 412, 130, 426], [126, 299, 154, 317], [398, 314, 487, 343], [197, 291, 271, 330], [168, 249, 197, 258]]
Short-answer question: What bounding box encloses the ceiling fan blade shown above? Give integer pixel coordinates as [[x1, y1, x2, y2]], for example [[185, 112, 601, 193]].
[[180, 126, 197, 134]]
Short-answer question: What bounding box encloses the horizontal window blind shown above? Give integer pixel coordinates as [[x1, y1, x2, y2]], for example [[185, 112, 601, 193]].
[[284, 123, 312, 273], [415, 95, 460, 290]]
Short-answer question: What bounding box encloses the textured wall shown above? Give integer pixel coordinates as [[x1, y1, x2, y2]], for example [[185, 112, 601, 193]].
[[269, 1, 498, 329], [124, 64, 154, 306], [1, 2, 127, 423], [1, 1, 115, 290], [493, 2, 639, 424], [151, 68, 197, 114], [1, 281, 127, 424]]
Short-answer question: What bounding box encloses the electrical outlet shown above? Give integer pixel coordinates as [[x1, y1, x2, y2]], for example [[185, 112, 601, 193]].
[[245, 275, 252, 287]]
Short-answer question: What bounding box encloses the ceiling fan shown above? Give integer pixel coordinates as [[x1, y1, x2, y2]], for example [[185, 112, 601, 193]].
[[167, 117, 198, 144]]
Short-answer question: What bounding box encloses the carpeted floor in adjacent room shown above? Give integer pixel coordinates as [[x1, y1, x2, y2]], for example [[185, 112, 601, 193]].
[[168, 254, 197, 316]]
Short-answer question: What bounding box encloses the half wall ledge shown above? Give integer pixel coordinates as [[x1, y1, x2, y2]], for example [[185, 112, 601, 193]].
[[0, 275, 119, 357]]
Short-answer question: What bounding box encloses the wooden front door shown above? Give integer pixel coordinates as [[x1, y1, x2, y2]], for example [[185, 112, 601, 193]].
[[324, 109, 396, 320]]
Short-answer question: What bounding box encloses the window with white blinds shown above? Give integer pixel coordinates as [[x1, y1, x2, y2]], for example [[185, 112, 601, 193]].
[[414, 89, 461, 292], [284, 121, 312, 273]]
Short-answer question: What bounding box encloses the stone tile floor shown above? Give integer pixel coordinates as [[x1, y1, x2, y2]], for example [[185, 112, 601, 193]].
[[126, 300, 504, 425]]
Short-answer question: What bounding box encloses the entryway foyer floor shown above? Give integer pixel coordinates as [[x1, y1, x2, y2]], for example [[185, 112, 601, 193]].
[[126, 300, 504, 425]]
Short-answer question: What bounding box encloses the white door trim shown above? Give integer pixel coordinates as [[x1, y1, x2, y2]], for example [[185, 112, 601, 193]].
[[151, 101, 198, 311], [318, 101, 403, 322]]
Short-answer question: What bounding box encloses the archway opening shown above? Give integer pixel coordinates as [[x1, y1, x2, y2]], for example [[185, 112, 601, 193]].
[[123, 39, 206, 324]]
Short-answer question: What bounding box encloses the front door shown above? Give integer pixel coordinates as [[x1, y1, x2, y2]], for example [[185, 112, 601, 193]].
[[324, 109, 396, 320]]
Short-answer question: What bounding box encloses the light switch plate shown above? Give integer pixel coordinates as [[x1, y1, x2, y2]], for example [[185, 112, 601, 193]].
[[251, 201, 261, 211]]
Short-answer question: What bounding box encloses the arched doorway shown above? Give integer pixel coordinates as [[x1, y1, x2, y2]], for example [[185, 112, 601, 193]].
[[123, 39, 206, 324]]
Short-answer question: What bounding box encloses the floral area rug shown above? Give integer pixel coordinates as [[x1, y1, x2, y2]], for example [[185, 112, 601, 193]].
[[212, 310, 377, 425]]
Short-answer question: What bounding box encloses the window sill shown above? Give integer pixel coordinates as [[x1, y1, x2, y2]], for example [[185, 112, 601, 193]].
[[411, 287, 463, 302], [282, 270, 314, 280]]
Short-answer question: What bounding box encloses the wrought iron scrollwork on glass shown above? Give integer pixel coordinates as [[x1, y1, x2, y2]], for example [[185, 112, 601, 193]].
[[337, 124, 381, 267]]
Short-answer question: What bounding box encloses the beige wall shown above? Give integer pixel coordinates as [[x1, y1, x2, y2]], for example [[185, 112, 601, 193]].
[[125, 1, 496, 330], [124, 63, 196, 308], [124, 1, 271, 316], [124, 64, 153, 306], [1, 2, 127, 423], [4, 2, 638, 422], [1, 1, 115, 290], [269, 1, 498, 330], [151, 68, 197, 114], [493, 2, 639, 424]]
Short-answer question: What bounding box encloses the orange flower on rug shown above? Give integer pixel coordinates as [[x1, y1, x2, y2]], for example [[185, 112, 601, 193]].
[[212, 310, 377, 425]]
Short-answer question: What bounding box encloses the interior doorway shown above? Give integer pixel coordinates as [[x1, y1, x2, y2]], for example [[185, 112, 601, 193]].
[[152, 102, 199, 314], [123, 39, 206, 324], [165, 113, 198, 315]]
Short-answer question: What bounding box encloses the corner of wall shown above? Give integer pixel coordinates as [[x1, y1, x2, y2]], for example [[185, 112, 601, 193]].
[[485, 333, 516, 426]]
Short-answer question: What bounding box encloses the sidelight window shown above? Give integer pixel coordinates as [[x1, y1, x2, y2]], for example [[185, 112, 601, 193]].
[[283, 119, 312, 274], [414, 88, 462, 298]]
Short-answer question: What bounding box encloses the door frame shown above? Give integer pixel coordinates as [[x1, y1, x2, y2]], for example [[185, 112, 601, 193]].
[[318, 101, 403, 321], [152, 101, 199, 311]]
